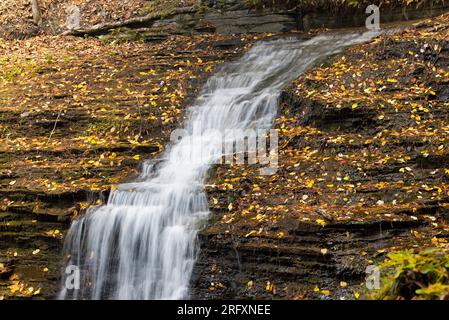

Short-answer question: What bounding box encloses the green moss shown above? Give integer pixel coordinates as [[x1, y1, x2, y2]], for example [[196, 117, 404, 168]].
[[0, 57, 44, 83]]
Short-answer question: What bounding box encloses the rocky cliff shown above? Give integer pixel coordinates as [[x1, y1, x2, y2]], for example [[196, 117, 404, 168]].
[[193, 13, 449, 299]]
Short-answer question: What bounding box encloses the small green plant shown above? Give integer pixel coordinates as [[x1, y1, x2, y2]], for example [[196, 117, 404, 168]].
[[372, 248, 449, 300], [44, 53, 54, 65]]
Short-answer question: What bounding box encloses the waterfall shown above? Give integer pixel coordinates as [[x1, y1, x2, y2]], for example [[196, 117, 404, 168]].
[[59, 31, 378, 300]]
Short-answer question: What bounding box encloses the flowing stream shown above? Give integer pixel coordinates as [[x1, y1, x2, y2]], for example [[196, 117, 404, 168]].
[[60, 31, 378, 300]]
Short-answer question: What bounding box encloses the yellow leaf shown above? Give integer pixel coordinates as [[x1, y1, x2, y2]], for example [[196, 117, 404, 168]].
[[316, 219, 326, 227], [265, 281, 274, 292], [245, 230, 256, 238], [8, 283, 21, 294]]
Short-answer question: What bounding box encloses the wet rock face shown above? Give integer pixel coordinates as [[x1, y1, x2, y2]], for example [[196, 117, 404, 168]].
[[193, 14, 449, 300], [0, 213, 66, 299], [153, 2, 449, 35], [203, 10, 297, 34], [280, 91, 380, 133], [192, 219, 433, 299]]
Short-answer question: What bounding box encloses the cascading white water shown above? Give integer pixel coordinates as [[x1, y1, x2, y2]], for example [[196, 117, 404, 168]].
[[59, 31, 378, 300]]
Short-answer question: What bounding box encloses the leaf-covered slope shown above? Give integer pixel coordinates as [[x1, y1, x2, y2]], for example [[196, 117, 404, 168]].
[[194, 13, 449, 300]]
